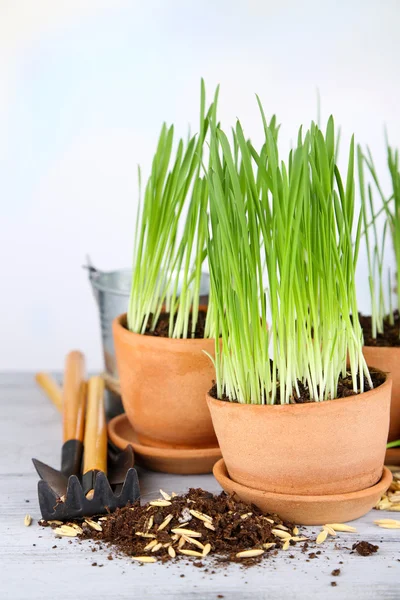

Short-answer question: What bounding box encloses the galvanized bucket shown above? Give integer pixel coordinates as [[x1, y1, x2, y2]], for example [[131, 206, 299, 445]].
[[87, 260, 210, 418]]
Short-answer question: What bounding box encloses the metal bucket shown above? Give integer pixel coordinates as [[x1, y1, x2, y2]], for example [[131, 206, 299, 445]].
[[87, 261, 210, 418]]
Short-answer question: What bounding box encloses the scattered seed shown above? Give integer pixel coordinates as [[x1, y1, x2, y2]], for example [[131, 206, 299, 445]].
[[291, 536, 309, 542], [282, 539, 290, 551], [323, 525, 337, 537], [47, 520, 63, 525], [71, 524, 83, 534], [24, 514, 32, 527], [54, 525, 78, 537], [98, 517, 108, 521], [236, 549, 264, 558], [171, 528, 202, 538], [202, 543, 211, 557], [146, 516, 154, 531], [376, 523, 400, 529], [263, 543, 275, 550], [132, 556, 156, 563], [325, 523, 357, 533], [241, 512, 253, 519], [316, 529, 328, 544], [180, 549, 204, 557], [178, 537, 186, 549], [274, 524, 289, 531], [135, 532, 156, 538], [204, 522, 216, 531], [374, 519, 400, 526], [272, 529, 291, 540], [189, 509, 213, 523], [159, 489, 172, 501], [85, 519, 102, 532], [293, 526, 299, 535], [168, 546, 176, 558], [183, 536, 205, 550], [143, 539, 158, 551], [149, 500, 172, 507], [264, 517, 275, 524], [151, 543, 163, 552], [158, 514, 173, 531], [171, 492, 178, 498]]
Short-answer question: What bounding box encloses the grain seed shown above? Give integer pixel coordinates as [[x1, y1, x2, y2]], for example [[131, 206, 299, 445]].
[[171, 528, 202, 538], [323, 525, 337, 536], [272, 529, 291, 540], [168, 546, 176, 558], [236, 549, 264, 558], [47, 520, 63, 525], [158, 514, 173, 531], [291, 536, 309, 542], [151, 543, 163, 552], [374, 519, 400, 526], [282, 539, 290, 551], [132, 556, 156, 563], [179, 549, 204, 557], [204, 522, 216, 531], [150, 500, 172, 507], [24, 514, 32, 527], [143, 539, 158, 551], [274, 524, 289, 531], [189, 509, 213, 523], [146, 516, 154, 531], [263, 543, 275, 550], [178, 537, 186, 549], [316, 529, 328, 544], [85, 519, 102, 532], [71, 523, 83, 534], [159, 489, 172, 501], [135, 532, 156, 538], [325, 523, 357, 533], [292, 526, 299, 535], [202, 543, 211, 557], [376, 523, 400, 529], [54, 525, 78, 537], [183, 536, 204, 550]]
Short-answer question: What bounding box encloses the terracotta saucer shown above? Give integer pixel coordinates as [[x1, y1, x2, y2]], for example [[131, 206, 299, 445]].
[[385, 448, 400, 467], [213, 458, 392, 525], [108, 414, 221, 475]]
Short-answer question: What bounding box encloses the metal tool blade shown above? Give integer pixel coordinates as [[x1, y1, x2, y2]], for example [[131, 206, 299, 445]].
[[32, 458, 69, 498]]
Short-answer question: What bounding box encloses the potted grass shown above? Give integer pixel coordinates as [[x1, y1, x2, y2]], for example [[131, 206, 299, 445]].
[[358, 143, 400, 452], [112, 82, 221, 473], [205, 109, 392, 524]]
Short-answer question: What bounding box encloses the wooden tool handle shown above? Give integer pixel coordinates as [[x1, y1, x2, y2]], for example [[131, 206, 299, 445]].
[[83, 376, 107, 476], [35, 373, 63, 412], [63, 351, 86, 443]]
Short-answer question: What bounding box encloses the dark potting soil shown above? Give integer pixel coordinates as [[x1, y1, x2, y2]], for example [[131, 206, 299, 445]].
[[209, 369, 386, 404], [44, 489, 299, 566], [352, 541, 379, 556], [360, 312, 400, 347], [144, 310, 207, 339]]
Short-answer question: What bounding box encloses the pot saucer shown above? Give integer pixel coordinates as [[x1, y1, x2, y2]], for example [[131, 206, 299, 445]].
[[385, 448, 400, 467], [213, 458, 392, 525], [108, 414, 221, 475]]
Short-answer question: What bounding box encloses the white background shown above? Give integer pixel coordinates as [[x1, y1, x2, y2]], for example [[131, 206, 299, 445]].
[[1, 0, 399, 371]]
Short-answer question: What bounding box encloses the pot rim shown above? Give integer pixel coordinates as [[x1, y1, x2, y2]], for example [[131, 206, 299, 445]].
[[206, 368, 391, 412], [113, 311, 215, 346], [363, 344, 400, 352]]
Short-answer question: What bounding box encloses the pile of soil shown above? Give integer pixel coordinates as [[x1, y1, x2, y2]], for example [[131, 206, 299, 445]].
[[210, 369, 386, 404], [360, 312, 400, 347], [54, 489, 302, 565], [352, 541, 379, 556], [144, 310, 207, 339]]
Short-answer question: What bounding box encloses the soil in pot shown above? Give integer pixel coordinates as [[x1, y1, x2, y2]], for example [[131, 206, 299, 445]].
[[144, 310, 207, 338], [360, 312, 400, 347]]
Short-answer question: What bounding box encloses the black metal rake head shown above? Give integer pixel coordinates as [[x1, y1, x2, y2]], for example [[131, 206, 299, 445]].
[[37, 467, 140, 521]]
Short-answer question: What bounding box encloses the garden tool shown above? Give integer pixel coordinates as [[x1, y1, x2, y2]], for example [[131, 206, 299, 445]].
[[34, 367, 135, 486], [34, 370, 139, 521], [33, 351, 86, 498]]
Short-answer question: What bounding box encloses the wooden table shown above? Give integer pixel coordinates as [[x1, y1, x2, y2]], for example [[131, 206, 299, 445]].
[[1, 373, 399, 599]]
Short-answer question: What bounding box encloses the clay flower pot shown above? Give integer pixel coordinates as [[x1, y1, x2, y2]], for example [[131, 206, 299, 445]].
[[113, 313, 217, 450], [363, 346, 400, 443], [207, 372, 392, 524]]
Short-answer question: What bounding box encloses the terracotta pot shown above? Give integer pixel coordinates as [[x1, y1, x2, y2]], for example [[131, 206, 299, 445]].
[[113, 312, 217, 449], [206, 371, 391, 496], [363, 346, 400, 442]]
